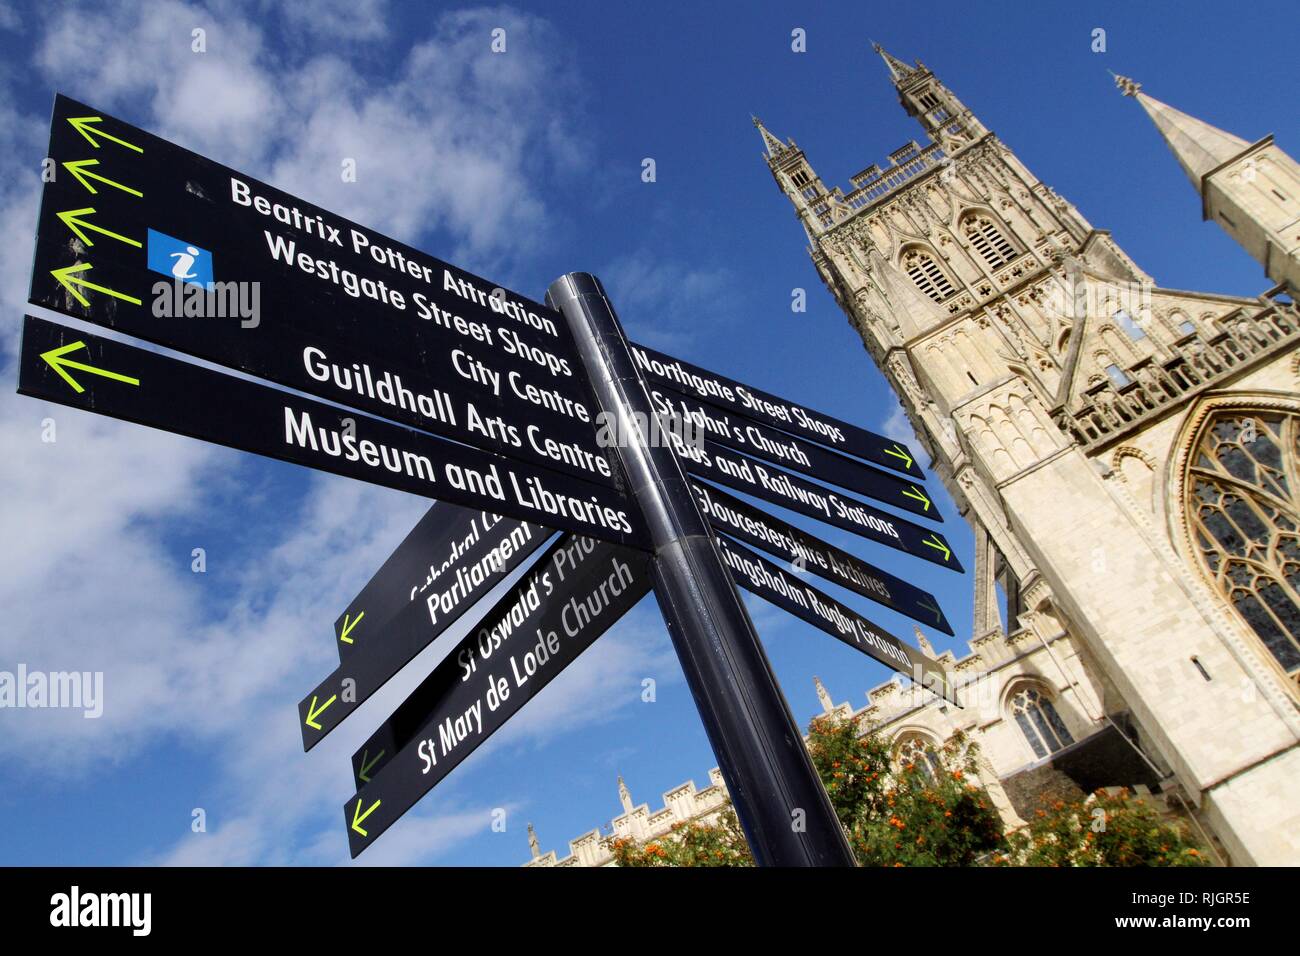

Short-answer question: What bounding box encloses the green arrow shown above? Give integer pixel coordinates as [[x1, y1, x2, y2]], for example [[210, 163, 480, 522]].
[[901, 485, 932, 512], [56, 208, 141, 248], [357, 749, 385, 783], [883, 444, 914, 470], [351, 797, 381, 837], [917, 597, 943, 624], [51, 262, 142, 308], [921, 534, 952, 563], [39, 340, 140, 394], [304, 693, 336, 731], [67, 115, 143, 153], [62, 159, 142, 197], [339, 610, 364, 645]]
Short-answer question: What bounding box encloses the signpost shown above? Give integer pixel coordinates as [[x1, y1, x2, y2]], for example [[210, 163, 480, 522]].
[[17, 97, 967, 868], [299, 519, 549, 749], [332, 505, 540, 660], [631, 341, 924, 478], [32, 96, 616, 485], [343, 536, 651, 856], [691, 480, 953, 635], [548, 273, 859, 867], [17, 317, 646, 549], [649, 384, 941, 518], [716, 536, 957, 704], [676, 436, 961, 571]]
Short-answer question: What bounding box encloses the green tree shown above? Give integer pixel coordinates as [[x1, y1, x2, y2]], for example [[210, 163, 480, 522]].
[[806, 716, 1005, 866], [604, 715, 1210, 867], [998, 788, 1210, 867]]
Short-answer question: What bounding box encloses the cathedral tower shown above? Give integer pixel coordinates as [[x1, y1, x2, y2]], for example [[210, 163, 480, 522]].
[[761, 47, 1300, 865]]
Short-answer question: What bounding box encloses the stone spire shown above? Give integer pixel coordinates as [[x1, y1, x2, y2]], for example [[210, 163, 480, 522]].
[[1114, 75, 1296, 291], [752, 115, 788, 158], [527, 822, 540, 859], [872, 41, 919, 83], [913, 625, 936, 658], [1115, 74, 1250, 190], [617, 775, 634, 814], [813, 675, 834, 713]]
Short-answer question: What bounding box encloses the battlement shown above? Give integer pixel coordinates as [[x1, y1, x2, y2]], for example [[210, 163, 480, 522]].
[[525, 768, 730, 867], [843, 140, 948, 214]]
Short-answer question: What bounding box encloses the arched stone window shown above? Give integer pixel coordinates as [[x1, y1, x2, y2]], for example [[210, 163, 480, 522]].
[[1184, 410, 1300, 678], [902, 246, 956, 302], [1168, 310, 1197, 338], [1008, 684, 1074, 759], [894, 733, 942, 781], [961, 212, 1017, 270]]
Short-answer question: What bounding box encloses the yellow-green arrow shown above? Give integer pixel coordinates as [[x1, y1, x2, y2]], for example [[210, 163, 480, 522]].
[[56, 208, 141, 248], [62, 159, 142, 197], [351, 797, 381, 837], [51, 262, 141, 308], [67, 115, 143, 153], [339, 610, 364, 645], [304, 693, 336, 731], [917, 597, 943, 624], [40, 340, 140, 394], [921, 534, 951, 562], [901, 485, 931, 512], [358, 749, 385, 783], [883, 444, 914, 470]]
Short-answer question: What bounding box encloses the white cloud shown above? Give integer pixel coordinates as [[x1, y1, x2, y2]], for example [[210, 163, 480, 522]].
[[879, 402, 920, 447], [487, 605, 678, 751], [600, 252, 737, 352], [0, 1, 22, 32], [33, 2, 588, 264], [35, 2, 279, 162], [272, 0, 391, 42]]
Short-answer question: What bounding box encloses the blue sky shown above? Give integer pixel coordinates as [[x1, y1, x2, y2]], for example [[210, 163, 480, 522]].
[[0, 0, 1292, 866]]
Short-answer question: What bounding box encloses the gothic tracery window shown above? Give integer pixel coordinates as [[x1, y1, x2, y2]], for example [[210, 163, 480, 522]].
[[1115, 309, 1147, 340], [1185, 410, 1300, 678], [1104, 363, 1131, 388], [902, 247, 955, 302], [895, 734, 942, 781], [1009, 685, 1073, 759], [962, 213, 1017, 270]]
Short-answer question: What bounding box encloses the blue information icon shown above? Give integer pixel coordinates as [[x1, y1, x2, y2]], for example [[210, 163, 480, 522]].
[[147, 228, 213, 287]]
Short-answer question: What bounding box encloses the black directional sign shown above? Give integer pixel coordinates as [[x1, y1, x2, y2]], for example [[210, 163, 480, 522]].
[[18, 316, 647, 549], [300, 520, 549, 749], [672, 435, 961, 571], [716, 537, 957, 705], [650, 385, 940, 520], [30, 96, 618, 486], [333, 504, 536, 661], [631, 342, 924, 479], [344, 536, 651, 855], [691, 481, 953, 635]]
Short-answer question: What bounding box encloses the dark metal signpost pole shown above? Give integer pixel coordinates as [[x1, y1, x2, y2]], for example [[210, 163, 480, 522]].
[[547, 273, 856, 868]]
